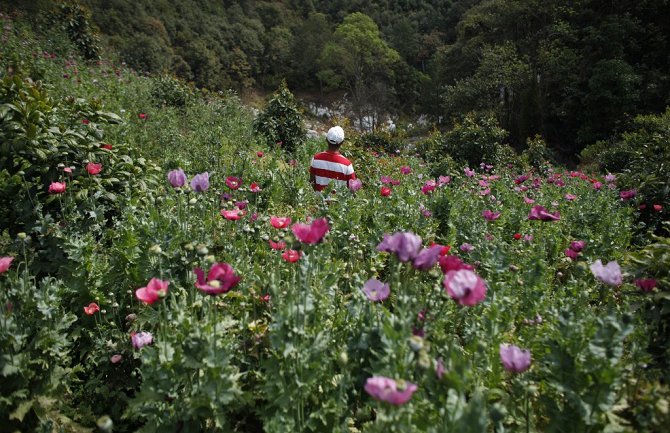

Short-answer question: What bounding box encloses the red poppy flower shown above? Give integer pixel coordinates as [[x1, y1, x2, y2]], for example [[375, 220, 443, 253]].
[[282, 249, 301, 262], [138, 113, 147, 120], [86, 162, 102, 175], [84, 302, 100, 315], [513, 233, 522, 240], [380, 186, 392, 197], [270, 216, 291, 229], [101, 143, 113, 150], [226, 176, 242, 190]]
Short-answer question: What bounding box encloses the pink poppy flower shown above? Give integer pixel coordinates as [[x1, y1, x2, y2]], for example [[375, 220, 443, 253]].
[[635, 278, 657, 292], [0, 256, 14, 273], [421, 180, 437, 195], [270, 216, 291, 229], [226, 176, 242, 190], [86, 162, 102, 175], [194, 263, 241, 295], [380, 186, 392, 196], [377, 232, 422, 262], [135, 278, 169, 304], [438, 175, 451, 186], [364, 376, 418, 405], [48, 182, 66, 194], [592, 181, 602, 190], [443, 269, 487, 306], [653, 204, 663, 212], [250, 182, 261, 193], [438, 255, 474, 274], [221, 209, 246, 221], [499, 344, 531, 373], [363, 278, 390, 301], [460, 243, 474, 252], [570, 240, 586, 252], [464, 167, 475, 177], [528, 205, 560, 221], [564, 193, 577, 201], [282, 249, 301, 263], [590, 260, 622, 287], [269, 239, 286, 250], [131, 331, 153, 349], [482, 209, 501, 221], [479, 189, 491, 196], [292, 217, 330, 244], [83, 302, 100, 315], [110, 354, 123, 364]]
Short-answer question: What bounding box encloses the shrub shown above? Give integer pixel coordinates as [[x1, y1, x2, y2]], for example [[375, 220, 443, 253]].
[[253, 81, 305, 154], [442, 112, 509, 166], [150, 74, 193, 109], [352, 130, 405, 155]]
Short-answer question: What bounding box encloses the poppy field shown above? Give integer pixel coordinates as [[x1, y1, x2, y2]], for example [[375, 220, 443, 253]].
[[1, 12, 670, 433]]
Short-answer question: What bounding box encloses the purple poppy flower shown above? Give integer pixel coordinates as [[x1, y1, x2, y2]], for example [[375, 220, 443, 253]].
[[400, 166, 412, 175], [443, 269, 487, 306], [482, 209, 501, 221], [515, 175, 529, 185], [364, 376, 418, 405], [499, 344, 531, 373], [459, 243, 474, 253], [190, 172, 209, 192], [590, 260, 622, 287], [363, 278, 390, 301], [605, 173, 616, 183], [412, 245, 442, 271], [131, 331, 153, 349], [464, 167, 475, 177], [528, 205, 560, 221], [167, 168, 186, 188], [348, 178, 362, 192], [377, 232, 423, 262]]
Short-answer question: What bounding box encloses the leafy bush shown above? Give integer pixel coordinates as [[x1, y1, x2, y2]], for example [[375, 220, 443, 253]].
[[352, 130, 405, 155], [253, 81, 305, 154], [149, 74, 193, 109], [521, 134, 553, 170]]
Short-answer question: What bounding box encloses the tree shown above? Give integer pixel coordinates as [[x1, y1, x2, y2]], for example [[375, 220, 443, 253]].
[[318, 12, 402, 129]]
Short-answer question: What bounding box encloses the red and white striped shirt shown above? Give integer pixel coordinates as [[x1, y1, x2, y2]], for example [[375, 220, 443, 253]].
[[309, 151, 356, 191]]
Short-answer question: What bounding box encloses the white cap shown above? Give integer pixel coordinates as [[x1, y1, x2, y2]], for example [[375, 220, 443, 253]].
[[326, 126, 345, 145]]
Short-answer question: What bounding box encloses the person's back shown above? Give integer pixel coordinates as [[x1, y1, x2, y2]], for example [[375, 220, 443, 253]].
[[310, 126, 356, 191]]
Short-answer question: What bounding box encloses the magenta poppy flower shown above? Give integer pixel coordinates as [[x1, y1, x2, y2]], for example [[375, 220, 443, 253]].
[[589, 259, 622, 287], [421, 180, 436, 195], [528, 205, 560, 221], [131, 331, 153, 349], [270, 216, 291, 229], [282, 249, 301, 262], [292, 217, 329, 244], [190, 172, 209, 192], [226, 176, 242, 190], [269, 239, 286, 250], [83, 302, 100, 315], [438, 255, 474, 274], [499, 344, 531, 373], [86, 162, 102, 175], [167, 168, 187, 188], [235, 201, 248, 210], [482, 209, 501, 221], [364, 376, 418, 406], [564, 248, 578, 260], [48, 181, 66, 194], [514, 175, 529, 185], [570, 240, 586, 252], [135, 278, 169, 304], [620, 189, 637, 201], [412, 246, 442, 271], [363, 278, 390, 301], [194, 263, 241, 295], [400, 166, 412, 175], [635, 278, 657, 292], [348, 178, 362, 192], [593, 181, 602, 190], [0, 256, 14, 273], [377, 232, 422, 262], [443, 269, 487, 306]]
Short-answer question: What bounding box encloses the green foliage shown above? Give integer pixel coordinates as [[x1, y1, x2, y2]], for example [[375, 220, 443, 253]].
[[149, 74, 193, 109], [253, 81, 305, 154], [521, 135, 552, 171], [439, 112, 509, 166], [352, 130, 405, 155], [54, 1, 101, 60]]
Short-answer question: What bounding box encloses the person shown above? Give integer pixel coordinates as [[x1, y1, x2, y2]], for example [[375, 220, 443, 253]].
[[309, 126, 356, 192]]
